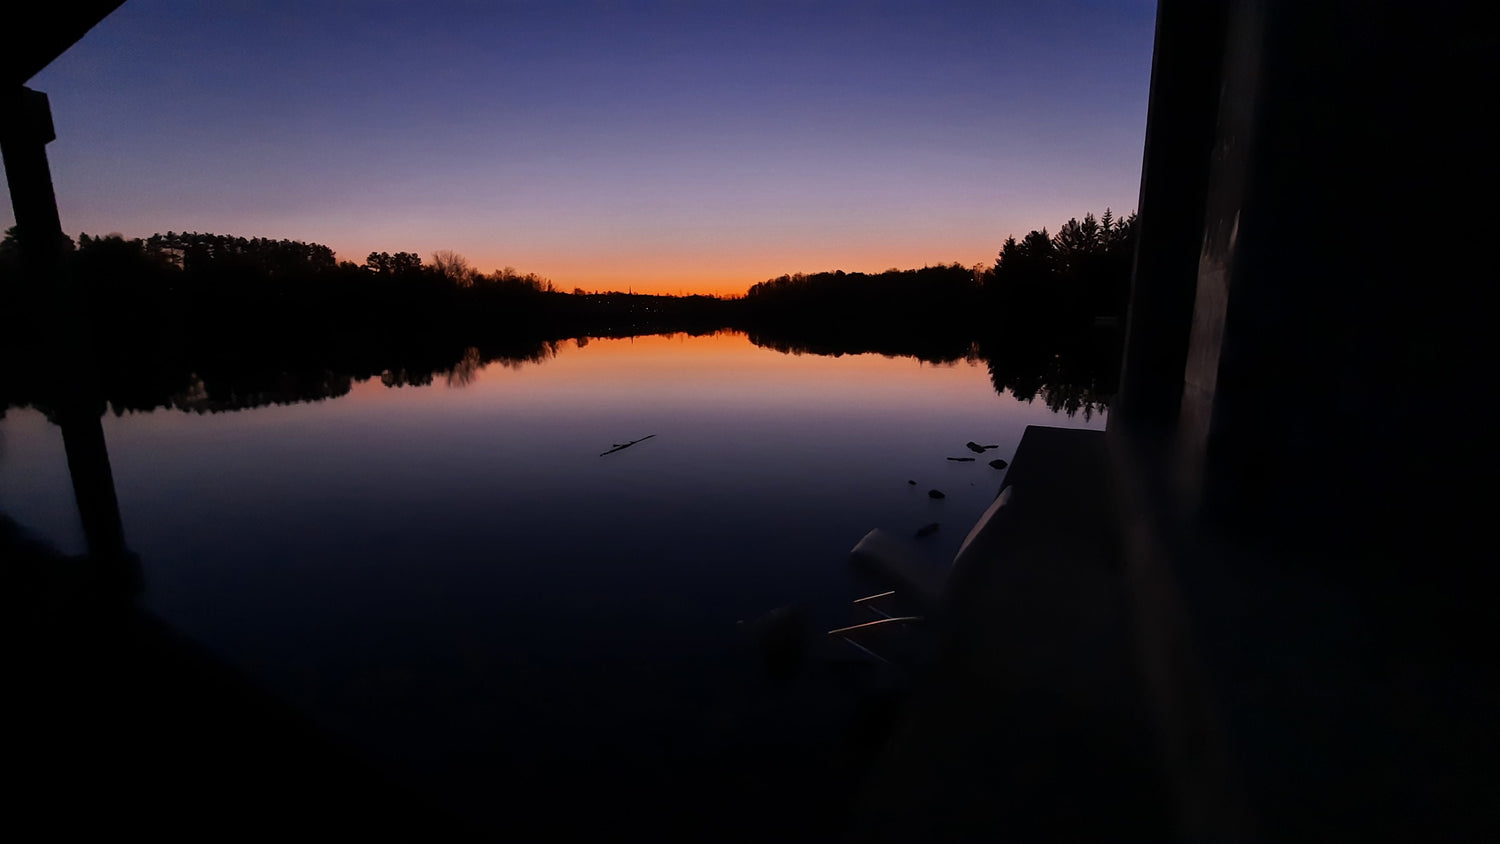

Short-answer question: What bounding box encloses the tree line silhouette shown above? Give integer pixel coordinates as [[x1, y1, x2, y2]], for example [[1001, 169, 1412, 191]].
[[0, 211, 1135, 417], [992, 210, 1138, 328]]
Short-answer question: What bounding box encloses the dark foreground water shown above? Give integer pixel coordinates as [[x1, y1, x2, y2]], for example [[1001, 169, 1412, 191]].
[[2, 331, 1104, 835]]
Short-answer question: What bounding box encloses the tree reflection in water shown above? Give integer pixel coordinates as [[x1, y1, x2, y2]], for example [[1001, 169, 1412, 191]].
[[2, 329, 1116, 419]]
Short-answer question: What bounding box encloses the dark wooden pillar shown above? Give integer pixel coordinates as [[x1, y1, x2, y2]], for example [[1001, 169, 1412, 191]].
[[1111, 1, 1497, 838], [1112, 1, 1229, 442], [2, 85, 130, 575]]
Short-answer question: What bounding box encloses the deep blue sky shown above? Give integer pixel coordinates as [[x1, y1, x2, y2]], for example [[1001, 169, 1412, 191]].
[[8, 0, 1158, 294]]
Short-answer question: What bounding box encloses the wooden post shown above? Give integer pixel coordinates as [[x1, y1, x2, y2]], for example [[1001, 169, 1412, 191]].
[[2, 85, 132, 579]]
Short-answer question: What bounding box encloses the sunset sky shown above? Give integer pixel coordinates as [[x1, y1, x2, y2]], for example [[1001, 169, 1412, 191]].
[[8, 1, 1158, 296]]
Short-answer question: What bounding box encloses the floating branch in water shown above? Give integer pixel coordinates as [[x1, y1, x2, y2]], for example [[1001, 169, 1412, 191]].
[[946, 457, 976, 462], [600, 434, 656, 456], [965, 441, 1002, 453]]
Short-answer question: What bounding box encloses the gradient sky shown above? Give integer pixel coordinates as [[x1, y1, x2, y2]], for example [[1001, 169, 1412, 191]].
[[7, 1, 1158, 295]]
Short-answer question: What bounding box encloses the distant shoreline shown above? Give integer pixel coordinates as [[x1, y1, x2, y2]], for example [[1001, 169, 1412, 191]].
[[1, 212, 1132, 419]]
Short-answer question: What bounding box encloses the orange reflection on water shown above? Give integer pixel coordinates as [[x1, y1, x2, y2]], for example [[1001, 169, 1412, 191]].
[[340, 331, 990, 418], [478, 331, 980, 390]]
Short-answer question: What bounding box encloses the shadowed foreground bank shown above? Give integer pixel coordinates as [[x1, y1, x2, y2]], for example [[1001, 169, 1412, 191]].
[[4, 519, 476, 837], [4, 517, 912, 841]]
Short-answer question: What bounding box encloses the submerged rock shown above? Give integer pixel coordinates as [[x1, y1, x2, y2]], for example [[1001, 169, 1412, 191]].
[[907, 479, 917, 485], [915, 522, 940, 538], [928, 489, 945, 499], [739, 604, 808, 686], [989, 458, 1008, 470]]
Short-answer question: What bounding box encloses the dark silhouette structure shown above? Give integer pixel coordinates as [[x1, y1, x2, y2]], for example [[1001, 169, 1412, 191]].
[[1109, 2, 1495, 838], [855, 2, 1496, 841], [3, 7, 130, 573]]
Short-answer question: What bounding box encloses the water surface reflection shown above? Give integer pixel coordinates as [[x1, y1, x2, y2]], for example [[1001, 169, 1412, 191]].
[[1, 331, 1104, 835]]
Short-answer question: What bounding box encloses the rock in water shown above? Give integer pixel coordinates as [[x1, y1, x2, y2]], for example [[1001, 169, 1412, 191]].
[[740, 605, 808, 686], [989, 459, 1008, 470], [907, 479, 917, 485], [965, 441, 986, 453], [915, 522, 940, 538], [928, 489, 946, 499]]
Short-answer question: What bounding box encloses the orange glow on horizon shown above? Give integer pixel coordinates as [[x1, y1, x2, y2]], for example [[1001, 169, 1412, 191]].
[[480, 331, 978, 390], [484, 250, 992, 298], [331, 243, 996, 298]]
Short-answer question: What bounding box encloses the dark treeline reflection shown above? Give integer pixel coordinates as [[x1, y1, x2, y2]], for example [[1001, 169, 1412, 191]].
[[741, 264, 985, 363], [0, 213, 1132, 418], [980, 327, 1119, 421]]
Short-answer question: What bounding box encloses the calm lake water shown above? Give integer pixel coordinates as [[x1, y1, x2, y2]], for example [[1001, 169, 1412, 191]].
[[2, 330, 1103, 832]]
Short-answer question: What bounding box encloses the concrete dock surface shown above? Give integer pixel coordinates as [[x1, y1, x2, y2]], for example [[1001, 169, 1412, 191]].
[[849, 425, 1170, 841]]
